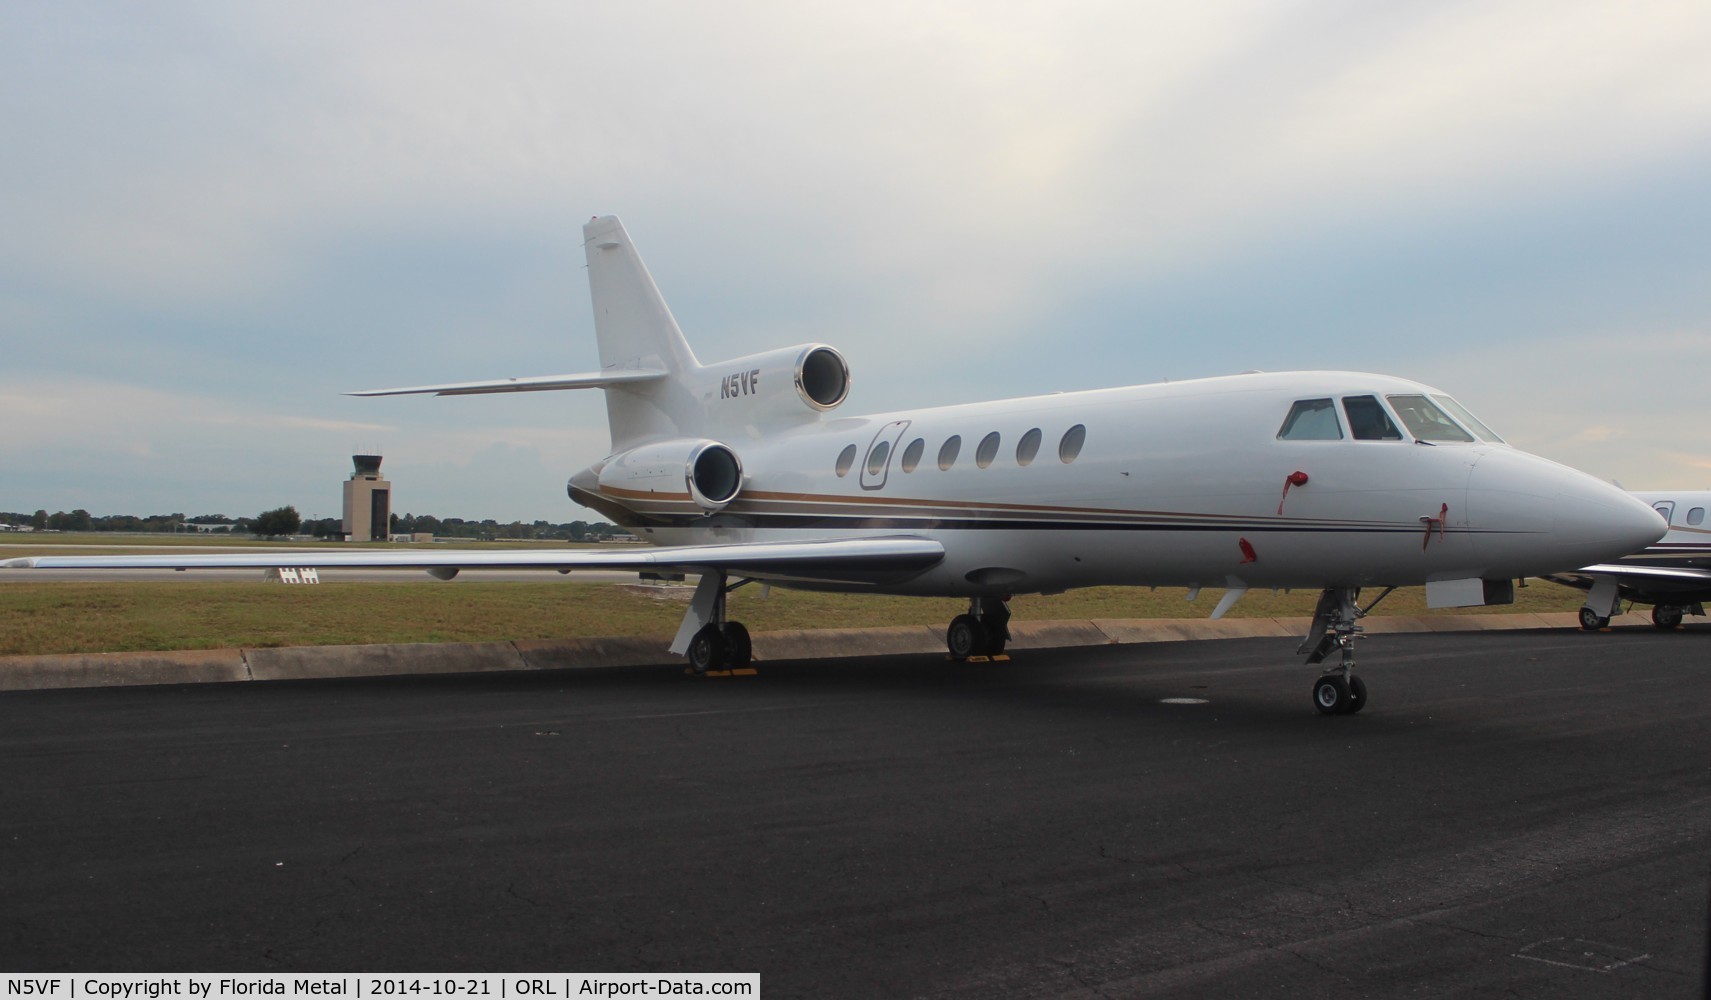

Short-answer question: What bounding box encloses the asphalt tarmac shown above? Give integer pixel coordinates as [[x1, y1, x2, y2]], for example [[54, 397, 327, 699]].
[[2, 628, 1707, 998]]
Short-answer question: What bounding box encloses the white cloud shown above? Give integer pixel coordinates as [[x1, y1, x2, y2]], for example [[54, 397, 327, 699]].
[[1406, 329, 1711, 489], [1, 1, 1708, 515]]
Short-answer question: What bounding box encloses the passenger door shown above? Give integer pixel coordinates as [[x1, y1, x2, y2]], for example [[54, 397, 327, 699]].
[[861, 420, 911, 491]]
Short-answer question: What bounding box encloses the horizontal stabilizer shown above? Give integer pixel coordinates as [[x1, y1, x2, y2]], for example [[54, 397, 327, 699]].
[[347, 369, 667, 397]]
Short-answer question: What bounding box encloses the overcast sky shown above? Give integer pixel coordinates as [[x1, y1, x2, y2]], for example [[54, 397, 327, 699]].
[[3, 1, 1708, 522]]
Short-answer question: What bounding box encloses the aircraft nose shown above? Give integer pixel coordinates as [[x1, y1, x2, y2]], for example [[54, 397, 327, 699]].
[[1551, 478, 1666, 566], [1466, 449, 1665, 576]]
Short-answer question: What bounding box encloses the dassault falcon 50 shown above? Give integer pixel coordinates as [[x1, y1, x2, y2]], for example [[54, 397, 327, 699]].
[[3, 216, 1664, 714]]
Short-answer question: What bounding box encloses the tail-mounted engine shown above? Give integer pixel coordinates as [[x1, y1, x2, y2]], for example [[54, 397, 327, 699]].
[[595, 438, 744, 512], [695, 343, 850, 427]]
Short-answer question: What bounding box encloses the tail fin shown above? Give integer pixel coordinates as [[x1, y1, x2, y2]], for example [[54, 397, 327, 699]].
[[583, 215, 697, 373], [583, 216, 702, 449]]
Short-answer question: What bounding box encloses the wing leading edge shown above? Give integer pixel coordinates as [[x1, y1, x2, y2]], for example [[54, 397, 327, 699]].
[[0, 536, 945, 588], [1552, 563, 1711, 584]]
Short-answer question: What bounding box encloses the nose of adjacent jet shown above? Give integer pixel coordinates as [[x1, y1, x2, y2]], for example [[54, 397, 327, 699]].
[[1466, 448, 1665, 575]]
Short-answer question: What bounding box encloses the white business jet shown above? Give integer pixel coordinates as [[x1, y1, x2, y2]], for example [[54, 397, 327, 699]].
[[1545, 490, 1711, 630], [2, 216, 1664, 714]]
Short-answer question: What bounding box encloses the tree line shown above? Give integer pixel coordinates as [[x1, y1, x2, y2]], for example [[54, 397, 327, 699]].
[[0, 508, 627, 542]]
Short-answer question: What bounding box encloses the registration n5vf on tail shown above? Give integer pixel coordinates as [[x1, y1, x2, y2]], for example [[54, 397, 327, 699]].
[[5, 216, 1664, 714]]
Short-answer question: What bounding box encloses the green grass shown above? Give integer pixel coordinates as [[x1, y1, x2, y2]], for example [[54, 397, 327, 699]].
[[0, 579, 1586, 657]]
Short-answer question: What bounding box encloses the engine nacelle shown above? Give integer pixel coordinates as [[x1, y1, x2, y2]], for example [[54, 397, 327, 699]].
[[695, 343, 850, 426], [595, 438, 744, 512]]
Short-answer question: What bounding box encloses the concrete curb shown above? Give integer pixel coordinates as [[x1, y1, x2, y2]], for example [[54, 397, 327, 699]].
[[0, 611, 1677, 692], [0, 648, 251, 691], [244, 641, 524, 682]]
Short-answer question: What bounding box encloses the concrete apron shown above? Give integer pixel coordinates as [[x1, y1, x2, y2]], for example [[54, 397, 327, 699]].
[[0, 612, 1659, 692]]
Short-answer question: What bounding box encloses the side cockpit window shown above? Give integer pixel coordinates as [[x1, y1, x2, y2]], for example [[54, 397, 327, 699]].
[[1278, 398, 1342, 440], [1342, 396, 1403, 441], [1387, 394, 1475, 443]]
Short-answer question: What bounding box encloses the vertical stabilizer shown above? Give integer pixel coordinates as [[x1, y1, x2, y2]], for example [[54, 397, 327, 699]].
[[583, 216, 698, 373], [583, 216, 700, 451]]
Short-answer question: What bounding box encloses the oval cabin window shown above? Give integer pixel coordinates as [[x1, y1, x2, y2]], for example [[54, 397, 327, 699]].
[[938, 436, 962, 471], [1016, 428, 1042, 467], [900, 438, 925, 473], [1059, 424, 1086, 463], [866, 440, 892, 477]]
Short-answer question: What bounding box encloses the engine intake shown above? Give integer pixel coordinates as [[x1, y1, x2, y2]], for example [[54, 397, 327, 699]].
[[595, 438, 744, 513], [697, 343, 850, 426], [795, 345, 850, 410], [688, 441, 742, 509]]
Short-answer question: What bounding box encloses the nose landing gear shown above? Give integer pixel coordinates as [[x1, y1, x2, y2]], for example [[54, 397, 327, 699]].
[[1300, 587, 1390, 715]]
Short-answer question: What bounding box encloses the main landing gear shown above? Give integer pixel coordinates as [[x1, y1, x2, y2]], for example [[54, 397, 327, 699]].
[[947, 596, 1011, 660], [1646, 603, 1702, 629], [1578, 578, 1620, 631], [687, 620, 752, 675], [1299, 587, 1390, 715], [1578, 606, 1611, 631], [1582, 599, 1700, 631], [676, 571, 755, 675]]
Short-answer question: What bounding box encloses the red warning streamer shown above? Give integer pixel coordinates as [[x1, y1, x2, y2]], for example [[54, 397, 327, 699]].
[[1421, 503, 1448, 549], [1276, 471, 1310, 515]]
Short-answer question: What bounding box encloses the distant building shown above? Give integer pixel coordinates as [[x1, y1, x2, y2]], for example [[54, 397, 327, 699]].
[[342, 454, 391, 542]]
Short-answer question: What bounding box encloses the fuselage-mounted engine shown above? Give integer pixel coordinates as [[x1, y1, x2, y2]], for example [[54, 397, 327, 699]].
[[594, 438, 744, 513], [696, 343, 851, 429]]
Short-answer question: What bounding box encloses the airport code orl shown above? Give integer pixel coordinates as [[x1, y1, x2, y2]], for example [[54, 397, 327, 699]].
[[1, 978, 757, 1000]]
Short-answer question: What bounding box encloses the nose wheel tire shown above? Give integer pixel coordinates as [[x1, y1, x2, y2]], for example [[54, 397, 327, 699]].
[[1578, 607, 1610, 631], [1313, 674, 1366, 716]]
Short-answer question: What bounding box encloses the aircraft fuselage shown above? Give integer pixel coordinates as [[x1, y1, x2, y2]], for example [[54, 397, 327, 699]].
[[571, 369, 1651, 597]]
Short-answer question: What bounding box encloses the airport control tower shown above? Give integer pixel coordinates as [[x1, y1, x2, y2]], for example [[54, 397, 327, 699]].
[[342, 453, 391, 542]]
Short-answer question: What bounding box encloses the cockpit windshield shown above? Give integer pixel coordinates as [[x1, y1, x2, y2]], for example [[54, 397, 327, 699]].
[[1429, 395, 1503, 443], [1386, 395, 1475, 443], [1279, 393, 1504, 446]]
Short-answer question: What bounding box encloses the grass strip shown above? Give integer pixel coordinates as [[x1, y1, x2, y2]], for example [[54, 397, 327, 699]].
[[0, 580, 1586, 657]]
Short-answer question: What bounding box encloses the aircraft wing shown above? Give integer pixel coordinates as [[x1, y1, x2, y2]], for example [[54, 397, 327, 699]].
[[1561, 563, 1711, 583], [0, 536, 945, 587]]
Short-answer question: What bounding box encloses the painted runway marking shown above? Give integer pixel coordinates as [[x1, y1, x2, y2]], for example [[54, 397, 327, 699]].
[[607, 703, 838, 722], [1513, 937, 1651, 973]]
